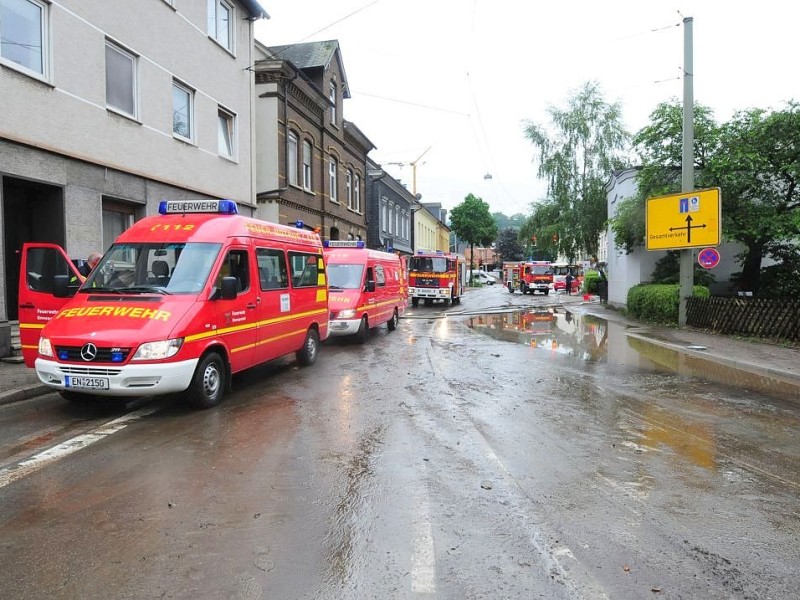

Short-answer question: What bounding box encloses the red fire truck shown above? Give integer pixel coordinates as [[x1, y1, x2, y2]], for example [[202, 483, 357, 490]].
[[505, 261, 554, 295], [407, 250, 465, 307]]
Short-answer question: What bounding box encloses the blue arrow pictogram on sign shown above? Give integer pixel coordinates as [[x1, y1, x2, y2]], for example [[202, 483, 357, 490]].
[[679, 197, 689, 213]]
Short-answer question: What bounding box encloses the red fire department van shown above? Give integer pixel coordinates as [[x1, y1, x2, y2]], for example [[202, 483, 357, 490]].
[[323, 240, 407, 343], [18, 199, 329, 409], [407, 250, 465, 307]]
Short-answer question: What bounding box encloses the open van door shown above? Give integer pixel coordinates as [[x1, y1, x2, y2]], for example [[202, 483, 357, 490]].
[[17, 243, 84, 367]]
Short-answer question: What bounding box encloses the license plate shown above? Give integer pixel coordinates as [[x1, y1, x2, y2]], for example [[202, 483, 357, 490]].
[[65, 376, 110, 390]]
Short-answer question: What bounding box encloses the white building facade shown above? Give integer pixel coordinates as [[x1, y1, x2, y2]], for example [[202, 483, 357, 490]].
[[0, 0, 267, 354]]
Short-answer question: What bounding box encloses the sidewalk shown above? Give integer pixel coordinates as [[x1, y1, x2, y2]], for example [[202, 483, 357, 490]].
[[2, 296, 799, 406], [0, 358, 50, 406], [566, 294, 800, 399]]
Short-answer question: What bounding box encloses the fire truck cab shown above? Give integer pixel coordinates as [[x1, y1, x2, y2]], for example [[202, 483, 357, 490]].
[[407, 250, 465, 307], [324, 240, 407, 343], [18, 200, 329, 409]]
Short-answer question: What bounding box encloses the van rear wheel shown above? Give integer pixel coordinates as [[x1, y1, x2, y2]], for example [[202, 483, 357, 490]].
[[296, 328, 320, 366], [387, 309, 399, 331], [188, 351, 226, 409]]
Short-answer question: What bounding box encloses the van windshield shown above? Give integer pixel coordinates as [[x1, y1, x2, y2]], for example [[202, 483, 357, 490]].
[[83, 242, 222, 294], [327, 264, 364, 290]]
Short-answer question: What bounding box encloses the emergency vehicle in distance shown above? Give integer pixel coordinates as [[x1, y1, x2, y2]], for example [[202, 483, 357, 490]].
[[551, 262, 583, 293], [324, 240, 407, 343], [504, 261, 554, 295], [18, 199, 329, 409], [407, 250, 466, 307]]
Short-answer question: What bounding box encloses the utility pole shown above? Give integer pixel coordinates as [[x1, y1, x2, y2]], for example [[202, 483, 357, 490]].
[[679, 16, 694, 327]]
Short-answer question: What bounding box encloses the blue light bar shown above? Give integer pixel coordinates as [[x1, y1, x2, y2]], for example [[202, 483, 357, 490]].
[[295, 220, 305, 229], [158, 199, 238, 215]]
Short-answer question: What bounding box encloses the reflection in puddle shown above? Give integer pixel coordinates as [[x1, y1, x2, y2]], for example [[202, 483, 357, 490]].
[[466, 308, 800, 402], [466, 308, 609, 362]]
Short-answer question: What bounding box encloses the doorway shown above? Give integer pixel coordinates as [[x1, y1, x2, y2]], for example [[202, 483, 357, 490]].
[[3, 176, 65, 320]]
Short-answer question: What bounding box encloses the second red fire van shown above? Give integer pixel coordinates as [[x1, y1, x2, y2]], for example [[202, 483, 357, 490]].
[[324, 240, 407, 343], [18, 200, 329, 408]]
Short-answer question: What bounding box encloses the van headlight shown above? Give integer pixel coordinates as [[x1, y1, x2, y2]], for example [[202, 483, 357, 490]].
[[337, 309, 357, 319], [132, 338, 183, 360], [39, 336, 53, 357]]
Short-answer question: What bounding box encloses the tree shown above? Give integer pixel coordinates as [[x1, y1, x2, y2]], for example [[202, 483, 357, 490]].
[[611, 101, 721, 254], [449, 193, 498, 276], [708, 102, 800, 292], [523, 81, 629, 260], [611, 99, 800, 293], [496, 227, 525, 262], [492, 212, 527, 230], [519, 202, 559, 261]]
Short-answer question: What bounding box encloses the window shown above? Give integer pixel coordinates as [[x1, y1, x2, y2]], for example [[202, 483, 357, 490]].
[[329, 158, 338, 202], [207, 0, 233, 51], [381, 200, 387, 232], [345, 169, 352, 209], [0, 0, 48, 78], [329, 80, 337, 126], [289, 252, 323, 288], [375, 265, 386, 287], [354, 174, 361, 213], [102, 200, 136, 252], [256, 248, 289, 290], [172, 81, 193, 140], [215, 249, 249, 294], [105, 41, 137, 118], [218, 107, 234, 157], [287, 131, 298, 186], [302, 141, 312, 191]]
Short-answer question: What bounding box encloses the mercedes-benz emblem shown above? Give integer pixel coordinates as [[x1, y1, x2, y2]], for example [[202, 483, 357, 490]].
[[80, 342, 98, 362]]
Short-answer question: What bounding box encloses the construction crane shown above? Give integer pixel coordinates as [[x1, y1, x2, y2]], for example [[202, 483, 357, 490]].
[[386, 146, 431, 196]]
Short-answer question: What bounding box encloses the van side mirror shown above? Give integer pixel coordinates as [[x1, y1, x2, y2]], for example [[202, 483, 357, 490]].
[[365, 280, 376, 293], [220, 276, 238, 300], [53, 274, 73, 298]]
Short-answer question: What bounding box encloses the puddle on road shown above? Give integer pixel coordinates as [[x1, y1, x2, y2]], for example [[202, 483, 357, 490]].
[[466, 308, 610, 362], [466, 308, 800, 402]]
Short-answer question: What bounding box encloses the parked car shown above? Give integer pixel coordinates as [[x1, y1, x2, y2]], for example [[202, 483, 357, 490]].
[[467, 270, 497, 285]]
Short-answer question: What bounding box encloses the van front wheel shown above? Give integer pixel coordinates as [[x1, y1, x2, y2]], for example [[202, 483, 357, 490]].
[[60, 390, 91, 403], [296, 328, 320, 366], [188, 351, 226, 409], [355, 316, 369, 344]]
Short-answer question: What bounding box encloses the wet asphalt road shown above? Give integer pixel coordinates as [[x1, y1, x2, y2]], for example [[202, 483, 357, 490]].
[[1, 285, 799, 599]]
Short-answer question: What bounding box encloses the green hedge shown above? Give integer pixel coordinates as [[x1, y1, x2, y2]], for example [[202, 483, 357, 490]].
[[583, 270, 603, 294], [627, 283, 710, 324]]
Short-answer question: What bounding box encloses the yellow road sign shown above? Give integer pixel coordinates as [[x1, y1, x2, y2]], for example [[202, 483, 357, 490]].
[[646, 188, 721, 250]]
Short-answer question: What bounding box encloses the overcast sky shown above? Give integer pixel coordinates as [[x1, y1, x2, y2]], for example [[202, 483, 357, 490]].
[[254, 0, 798, 217]]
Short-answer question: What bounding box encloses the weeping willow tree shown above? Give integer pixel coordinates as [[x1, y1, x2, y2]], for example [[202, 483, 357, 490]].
[[522, 81, 630, 261]]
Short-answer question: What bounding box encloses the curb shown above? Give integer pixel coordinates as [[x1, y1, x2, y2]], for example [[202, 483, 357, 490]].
[[626, 331, 800, 387], [0, 384, 52, 407]]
